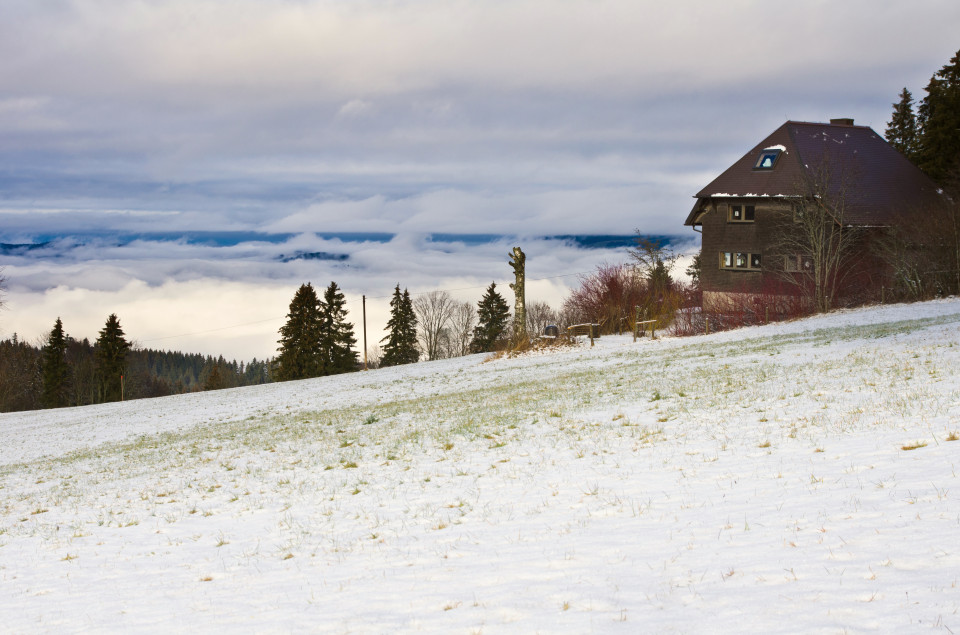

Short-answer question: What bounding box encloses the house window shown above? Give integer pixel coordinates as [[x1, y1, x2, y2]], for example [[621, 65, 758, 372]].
[[720, 251, 762, 271], [754, 150, 781, 169], [728, 204, 756, 222], [784, 255, 813, 272]]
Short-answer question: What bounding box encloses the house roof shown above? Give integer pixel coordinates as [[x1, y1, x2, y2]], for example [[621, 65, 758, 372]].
[[684, 120, 944, 226]]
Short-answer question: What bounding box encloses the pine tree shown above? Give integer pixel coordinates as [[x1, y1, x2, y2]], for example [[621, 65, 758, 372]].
[[275, 283, 323, 381], [319, 281, 358, 375], [95, 313, 129, 402], [380, 284, 420, 367], [41, 317, 70, 408], [917, 49, 960, 185], [885, 87, 919, 161], [470, 282, 510, 353]]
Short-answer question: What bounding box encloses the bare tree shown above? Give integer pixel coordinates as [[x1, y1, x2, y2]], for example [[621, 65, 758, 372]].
[[774, 159, 862, 313], [413, 290, 455, 361], [446, 300, 476, 358], [525, 300, 557, 337], [366, 344, 382, 370], [628, 235, 679, 295]]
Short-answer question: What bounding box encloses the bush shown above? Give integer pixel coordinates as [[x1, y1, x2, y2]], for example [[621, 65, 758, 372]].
[[562, 262, 688, 335], [671, 278, 810, 336]]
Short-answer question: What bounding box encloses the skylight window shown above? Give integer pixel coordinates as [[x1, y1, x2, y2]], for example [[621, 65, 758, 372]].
[[754, 149, 781, 169]]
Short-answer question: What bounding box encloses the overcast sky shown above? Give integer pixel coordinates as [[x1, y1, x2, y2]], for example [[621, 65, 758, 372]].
[[1, 0, 958, 359]]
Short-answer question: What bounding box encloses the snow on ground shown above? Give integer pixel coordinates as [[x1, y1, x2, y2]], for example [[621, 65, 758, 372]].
[[2, 299, 960, 633]]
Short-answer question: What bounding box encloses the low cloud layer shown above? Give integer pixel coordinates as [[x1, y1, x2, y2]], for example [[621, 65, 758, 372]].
[[1, 234, 700, 359]]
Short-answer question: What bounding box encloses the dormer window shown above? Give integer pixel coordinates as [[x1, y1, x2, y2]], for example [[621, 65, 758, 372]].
[[754, 149, 781, 169]]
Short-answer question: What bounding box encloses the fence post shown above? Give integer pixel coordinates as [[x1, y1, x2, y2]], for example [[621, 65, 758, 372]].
[[705, 317, 710, 335]]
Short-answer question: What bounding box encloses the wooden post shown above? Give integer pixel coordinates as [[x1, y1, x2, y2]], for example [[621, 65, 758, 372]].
[[590, 324, 595, 347], [362, 294, 368, 371], [705, 317, 710, 335], [121, 374, 124, 402]]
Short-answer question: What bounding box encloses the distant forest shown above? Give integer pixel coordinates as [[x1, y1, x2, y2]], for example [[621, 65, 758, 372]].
[[0, 334, 272, 413]]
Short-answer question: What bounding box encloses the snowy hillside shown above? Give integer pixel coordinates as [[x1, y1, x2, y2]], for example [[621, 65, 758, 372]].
[[2, 300, 960, 633]]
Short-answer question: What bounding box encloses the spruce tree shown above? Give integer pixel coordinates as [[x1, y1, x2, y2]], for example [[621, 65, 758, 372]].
[[917, 49, 960, 185], [380, 284, 420, 367], [40, 317, 70, 408], [275, 283, 323, 381], [470, 282, 510, 353], [885, 87, 919, 160], [95, 313, 129, 402], [319, 281, 358, 375]]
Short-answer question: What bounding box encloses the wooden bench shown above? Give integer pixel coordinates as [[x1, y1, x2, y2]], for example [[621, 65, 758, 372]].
[[634, 319, 657, 341], [567, 323, 600, 346]]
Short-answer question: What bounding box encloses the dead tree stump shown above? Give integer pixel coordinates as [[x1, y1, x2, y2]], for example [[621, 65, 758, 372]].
[[509, 247, 526, 342]]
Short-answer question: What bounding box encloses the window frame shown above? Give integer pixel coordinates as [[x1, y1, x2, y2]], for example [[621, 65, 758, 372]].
[[720, 251, 762, 271], [784, 254, 813, 272], [727, 204, 756, 223]]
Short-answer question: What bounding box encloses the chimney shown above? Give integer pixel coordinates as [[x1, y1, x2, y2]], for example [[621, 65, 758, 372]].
[[830, 118, 855, 126]]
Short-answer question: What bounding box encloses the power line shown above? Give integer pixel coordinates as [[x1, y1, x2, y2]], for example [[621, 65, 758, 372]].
[[142, 316, 286, 344]]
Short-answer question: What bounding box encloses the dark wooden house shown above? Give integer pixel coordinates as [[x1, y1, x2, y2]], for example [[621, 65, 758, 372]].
[[684, 118, 943, 309]]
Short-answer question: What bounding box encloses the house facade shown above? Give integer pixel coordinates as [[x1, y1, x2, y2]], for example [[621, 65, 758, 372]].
[[684, 119, 943, 309]]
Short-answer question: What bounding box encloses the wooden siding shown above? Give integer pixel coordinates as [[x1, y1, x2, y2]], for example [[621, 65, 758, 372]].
[[698, 198, 790, 294]]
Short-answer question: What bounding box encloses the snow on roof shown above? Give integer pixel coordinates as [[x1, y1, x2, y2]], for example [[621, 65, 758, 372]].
[[711, 193, 792, 198], [762, 144, 787, 152]]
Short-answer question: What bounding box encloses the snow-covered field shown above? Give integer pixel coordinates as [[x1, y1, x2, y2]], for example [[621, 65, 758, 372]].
[[3, 300, 960, 633]]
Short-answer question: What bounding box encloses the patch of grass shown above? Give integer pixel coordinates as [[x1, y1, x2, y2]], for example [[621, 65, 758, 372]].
[[901, 441, 927, 451], [946, 431, 959, 442]]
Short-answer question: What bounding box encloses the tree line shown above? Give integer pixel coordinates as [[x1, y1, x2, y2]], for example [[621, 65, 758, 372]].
[[0, 272, 559, 411], [0, 313, 271, 413]]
